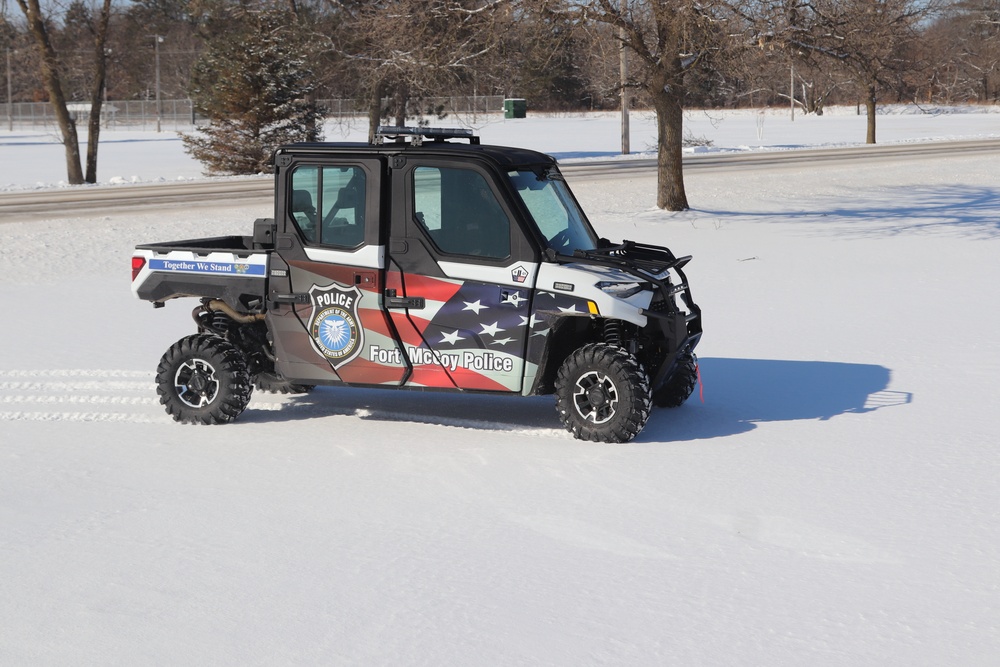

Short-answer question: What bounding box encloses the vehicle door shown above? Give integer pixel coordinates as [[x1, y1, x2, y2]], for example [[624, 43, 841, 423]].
[[267, 155, 409, 386], [385, 157, 540, 392]]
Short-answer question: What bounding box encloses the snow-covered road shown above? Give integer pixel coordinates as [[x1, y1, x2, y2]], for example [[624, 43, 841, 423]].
[[4, 138, 999, 222]]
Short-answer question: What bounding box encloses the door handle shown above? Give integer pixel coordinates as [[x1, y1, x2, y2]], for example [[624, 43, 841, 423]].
[[384, 289, 425, 309], [500, 289, 526, 307], [271, 293, 310, 304], [385, 296, 425, 309]]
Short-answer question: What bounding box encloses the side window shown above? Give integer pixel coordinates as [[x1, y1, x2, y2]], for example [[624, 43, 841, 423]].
[[412, 166, 510, 259], [289, 165, 367, 248], [290, 167, 319, 243]]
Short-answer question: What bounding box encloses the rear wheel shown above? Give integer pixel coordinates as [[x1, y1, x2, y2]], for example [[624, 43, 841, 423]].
[[156, 334, 252, 424], [555, 343, 651, 443]]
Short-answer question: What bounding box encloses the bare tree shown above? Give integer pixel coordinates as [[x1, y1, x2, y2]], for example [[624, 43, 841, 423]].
[[115, 0, 201, 102], [324, 0, 514, 142], [577, 0, 742, 211], [752, 0, 937, 144], [490, 1, 596, 110], [9, 0, 112, 183], [924, 0, 1000, 103], [81, 0, 113, 183], [13, 0, 84, 182]]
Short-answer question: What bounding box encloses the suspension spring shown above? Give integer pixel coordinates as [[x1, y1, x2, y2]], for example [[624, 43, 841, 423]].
[[212, 310, 232, 333], [603, 319, 623, 348], [191, 304, 231, 336]]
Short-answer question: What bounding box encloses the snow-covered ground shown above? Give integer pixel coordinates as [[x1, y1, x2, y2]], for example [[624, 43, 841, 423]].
[[1, 108, 999, 665]]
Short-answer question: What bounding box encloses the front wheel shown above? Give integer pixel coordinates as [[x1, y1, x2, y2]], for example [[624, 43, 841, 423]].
[[652, 353, 699, 408], [555, 343, 652, 443], [156, 334, 252, 424]]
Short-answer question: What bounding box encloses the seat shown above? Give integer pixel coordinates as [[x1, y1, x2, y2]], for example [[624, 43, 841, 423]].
[[291, 189, 317, 241], [321, 175, 366, 247]]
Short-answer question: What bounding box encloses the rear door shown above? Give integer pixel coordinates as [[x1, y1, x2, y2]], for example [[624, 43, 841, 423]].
[[267, 155, 409, 386], [385, 156, 540, 392]]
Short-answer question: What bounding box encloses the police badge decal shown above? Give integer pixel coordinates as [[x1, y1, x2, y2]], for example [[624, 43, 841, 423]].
[[307, 283, 364, 369]]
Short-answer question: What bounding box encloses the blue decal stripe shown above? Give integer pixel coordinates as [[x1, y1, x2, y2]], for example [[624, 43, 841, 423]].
[[148, 258, 266, 277]]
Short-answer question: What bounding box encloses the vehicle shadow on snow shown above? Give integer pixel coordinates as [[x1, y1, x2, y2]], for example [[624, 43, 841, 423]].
[[241, 385, 562, 433], [641, 357, 911, 442], [240, 357, 910, 444], [699, 184, 1000, 238]]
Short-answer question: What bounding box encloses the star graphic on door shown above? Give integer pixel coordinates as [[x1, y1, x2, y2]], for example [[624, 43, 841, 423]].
[[440, 330, 464, 345], [502, 291, 525, 307], [463, 300, 488, 314], [479, 322, 504, 336]]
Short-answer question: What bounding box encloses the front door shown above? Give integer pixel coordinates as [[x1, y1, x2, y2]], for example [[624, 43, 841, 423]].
[[385, 159, 539, 392]]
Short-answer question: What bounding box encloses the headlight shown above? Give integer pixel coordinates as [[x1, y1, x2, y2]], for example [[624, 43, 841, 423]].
[[596, 281, 645, 299]]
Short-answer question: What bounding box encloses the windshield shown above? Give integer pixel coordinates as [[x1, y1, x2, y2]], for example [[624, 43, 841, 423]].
[[508, 168, 598, 254]]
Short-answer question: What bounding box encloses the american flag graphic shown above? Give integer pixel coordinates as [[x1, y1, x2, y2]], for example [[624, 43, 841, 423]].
[[333, 273, 594, 392]]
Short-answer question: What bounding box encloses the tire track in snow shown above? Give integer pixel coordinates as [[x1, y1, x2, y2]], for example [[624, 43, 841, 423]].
[[0, 369, 315, 425], [0, 369, 152, 378], [0, 369, 163, 423], [0, 395, 157, 405], [0, 381, 154, 391], [0, 411, 162, 423], [0, 369, 567, 436]]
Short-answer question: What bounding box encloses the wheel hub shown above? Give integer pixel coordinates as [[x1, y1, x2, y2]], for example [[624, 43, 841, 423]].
[[573, 370, 619, 425], [587, 385, 609, 408], [174, 359, 220, 409], [188, 371, 209, 394]]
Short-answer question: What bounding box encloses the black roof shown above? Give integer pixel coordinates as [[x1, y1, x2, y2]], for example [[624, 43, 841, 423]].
[[274, 140, 557, 170]]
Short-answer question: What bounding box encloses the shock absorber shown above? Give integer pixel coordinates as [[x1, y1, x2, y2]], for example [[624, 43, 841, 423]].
[[603, 319, 623, 348], [211, 310, 231, 334], [191, 301, 232, 336], [191, 304, 212, 333]]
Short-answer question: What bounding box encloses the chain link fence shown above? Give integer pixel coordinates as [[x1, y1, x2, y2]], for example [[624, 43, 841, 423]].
[[0, 96, 508, 132]]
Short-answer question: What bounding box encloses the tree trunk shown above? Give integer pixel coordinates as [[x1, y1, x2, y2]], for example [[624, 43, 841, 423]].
[[85, 0, 113, 184], [367, 80, 386, 144], [865, 83, 877, 145], [393, 84, 409, 127], [286, 0, 319, 142], [651, 70, 689, 211], [85, 85, 103, 185], [16, 0, 84, 184]]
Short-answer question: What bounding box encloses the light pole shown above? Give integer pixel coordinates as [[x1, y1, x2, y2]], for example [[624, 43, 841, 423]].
[[619, 0, 629, 155], [154, 35, 163, 132], [6, 48, 12, 132], [790, 61, 795, 122]]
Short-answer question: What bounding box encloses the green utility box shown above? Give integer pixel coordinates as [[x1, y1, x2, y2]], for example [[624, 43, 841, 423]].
[[503, 98, 527, 119]]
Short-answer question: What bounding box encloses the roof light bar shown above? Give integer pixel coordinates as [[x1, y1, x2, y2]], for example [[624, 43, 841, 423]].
[[374, 126, 480, 146]]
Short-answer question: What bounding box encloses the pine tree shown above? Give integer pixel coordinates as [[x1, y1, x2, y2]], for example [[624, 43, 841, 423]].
[[182, 6, 323, 175]]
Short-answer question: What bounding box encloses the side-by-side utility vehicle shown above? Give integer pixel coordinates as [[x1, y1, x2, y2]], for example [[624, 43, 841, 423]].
[[131, 127, 702, 442]]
